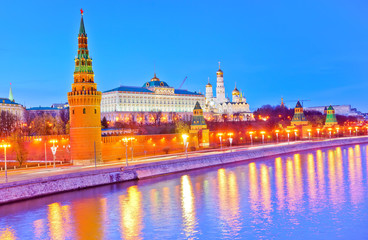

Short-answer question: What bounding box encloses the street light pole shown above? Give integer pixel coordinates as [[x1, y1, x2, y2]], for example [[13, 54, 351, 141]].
[[131, 138, 134, 162], [0, 142, 11, 183], [260, 131, 265, 144], [44, 141, 47, 168]]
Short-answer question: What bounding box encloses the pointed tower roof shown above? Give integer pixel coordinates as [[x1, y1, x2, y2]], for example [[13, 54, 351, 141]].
[[79, 9, 86, 35], [295, 101, 302, 108], [9, 83, 14, 102], [327, 105, 334, 111], [194, 101, 202, 110]]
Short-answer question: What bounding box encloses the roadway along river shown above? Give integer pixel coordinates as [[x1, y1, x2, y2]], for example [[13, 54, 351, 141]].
[[1, 143, 368, 239]]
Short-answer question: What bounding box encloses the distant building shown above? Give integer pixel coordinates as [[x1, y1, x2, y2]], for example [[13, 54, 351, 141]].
[[27, 106, 66, 117], [0, 84, 25, 120], [305, 105, 363, 117], [51, 102, 69, 109]]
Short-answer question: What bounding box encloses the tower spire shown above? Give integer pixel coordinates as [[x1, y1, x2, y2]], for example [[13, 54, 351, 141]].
[[9, 83, 14, 102]]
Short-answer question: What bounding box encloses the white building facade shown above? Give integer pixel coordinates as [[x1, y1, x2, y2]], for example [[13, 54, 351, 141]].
[[101, 74, 206, 123], [204, 64, 253, 121]]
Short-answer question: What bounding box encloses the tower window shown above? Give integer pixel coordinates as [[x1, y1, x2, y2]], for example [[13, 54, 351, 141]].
[[82, 86, 85, 91], [72, 110, 74, 114], [82, 78, 85, 82], [83, 108, 86, 114], [94, 109, 97, 114]]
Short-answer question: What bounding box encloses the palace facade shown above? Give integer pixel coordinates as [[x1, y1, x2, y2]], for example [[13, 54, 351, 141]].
[[101, 74, 205, 123]]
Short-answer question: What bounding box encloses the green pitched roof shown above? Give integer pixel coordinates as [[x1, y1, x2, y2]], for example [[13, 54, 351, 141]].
[[327, 105, 334, 111], [194, 101, 202, 110], [79, 16, 86, 35]]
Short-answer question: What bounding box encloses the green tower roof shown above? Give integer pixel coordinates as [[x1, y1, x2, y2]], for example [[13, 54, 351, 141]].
[[327, 105, 334, 111], [194, 101, 202, 110], [8, 84, 14, 102], [79, 15, 86, 35]]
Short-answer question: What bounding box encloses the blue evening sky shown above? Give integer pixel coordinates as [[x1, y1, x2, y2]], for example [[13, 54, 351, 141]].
[[0, 0, 368, 111]]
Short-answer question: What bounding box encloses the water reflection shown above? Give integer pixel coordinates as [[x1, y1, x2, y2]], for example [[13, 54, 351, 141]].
[[217, 169, 241, 237], [1, 144, 368, 239], [307, 154, 317, 211], [275, 157, 285, 210], [47, 202, 72, 240], [180, 175, 197, 238], [0, 227, 16, 240], [120, 186, 143, 240]]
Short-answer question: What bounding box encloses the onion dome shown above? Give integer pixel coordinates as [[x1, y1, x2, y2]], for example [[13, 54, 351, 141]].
[[216, 62, 223, 76], [232, 86, 240, 95], [150, 73, 160, 82], [216, 68, 223, 76]]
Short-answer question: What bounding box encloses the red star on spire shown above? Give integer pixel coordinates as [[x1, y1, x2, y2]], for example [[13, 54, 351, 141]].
[[80, 8, 84, 15]]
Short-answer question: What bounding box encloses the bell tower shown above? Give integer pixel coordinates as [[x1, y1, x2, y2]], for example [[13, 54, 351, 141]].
[[67, 10, 102, 165]]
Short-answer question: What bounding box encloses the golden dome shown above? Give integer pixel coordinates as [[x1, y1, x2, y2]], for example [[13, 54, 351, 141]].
[[216, 69, 223, 76], [232, 87, 240, 95], [150, 73, 160, 82], [206, 83, 212, 87]]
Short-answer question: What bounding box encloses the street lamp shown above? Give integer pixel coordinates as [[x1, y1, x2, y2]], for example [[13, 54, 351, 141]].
[[130, 137, 136, 162], [182, 134, 189, 159], [122, 137, 129, 166], [275, 130, 280, 143], [0, 141, 11, 183], [355, 127, 358, 136], [294, 129, 298, 141], [49, 139, 58, 168], [348, 127, 352, 136], [317, 128, 320, 139], [153, 143, 156, 156], [328, 128, 332, 139], [260, 131, 266, 144], [248, 131, 254, 146], [227, 133, 234, 151], [217, 133, 223, 150], [307, 129, 312, 140], [336, 127, 340, 137], [286, 130, 290, 144]]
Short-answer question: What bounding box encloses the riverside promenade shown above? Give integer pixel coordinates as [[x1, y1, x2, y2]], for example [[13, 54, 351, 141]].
[[1, 136, 368, 205]]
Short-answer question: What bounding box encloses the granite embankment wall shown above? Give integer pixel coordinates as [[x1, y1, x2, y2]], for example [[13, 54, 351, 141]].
[[1, 136, 368, 205]]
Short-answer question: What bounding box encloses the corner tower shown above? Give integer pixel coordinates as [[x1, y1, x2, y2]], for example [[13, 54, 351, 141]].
[[67, 10, 102, 165], [291, 101, 309, 126], [325, 105, 338, 127]]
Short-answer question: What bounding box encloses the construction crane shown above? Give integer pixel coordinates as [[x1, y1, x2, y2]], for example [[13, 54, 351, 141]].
[[178, 76, 187, 89], [283, 99, 311, 107]]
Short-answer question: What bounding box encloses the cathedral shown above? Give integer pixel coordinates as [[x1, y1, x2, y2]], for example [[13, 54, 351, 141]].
[[204, 63, 253, 121]]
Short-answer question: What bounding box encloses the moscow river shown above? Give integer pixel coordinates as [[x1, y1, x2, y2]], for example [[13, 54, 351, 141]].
[[1, 144, 368, 239]]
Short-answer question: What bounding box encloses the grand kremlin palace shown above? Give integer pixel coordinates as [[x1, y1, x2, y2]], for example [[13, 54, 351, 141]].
[[101, 74, 205, 123]]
